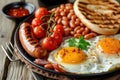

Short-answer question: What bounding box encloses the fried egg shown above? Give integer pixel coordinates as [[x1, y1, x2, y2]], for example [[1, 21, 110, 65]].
[[48, 34, 120, 74]]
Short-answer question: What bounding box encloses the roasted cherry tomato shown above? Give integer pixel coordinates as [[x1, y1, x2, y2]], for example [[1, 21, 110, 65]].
[[51, 32, 63, 45], [33, 26, 46, 39], [32, 18, 43, 28], [53, 24, 64, 35], [42, 37, 57, 51], [35, 7, 49, 19]]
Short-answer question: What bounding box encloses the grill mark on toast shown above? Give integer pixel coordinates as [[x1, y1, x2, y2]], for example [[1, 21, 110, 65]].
[[99, 24, 119, 29], [77, 0, 120, 29], [78, 6, 101, 16], [90, 19, 120, 24]]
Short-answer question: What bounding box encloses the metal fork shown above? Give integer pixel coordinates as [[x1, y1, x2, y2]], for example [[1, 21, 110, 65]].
[[1, 41, 19, 61]]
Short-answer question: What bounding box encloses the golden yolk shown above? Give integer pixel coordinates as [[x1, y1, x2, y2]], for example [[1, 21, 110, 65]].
[[98, 38, 120, 54], [56, 47, 86, 64]]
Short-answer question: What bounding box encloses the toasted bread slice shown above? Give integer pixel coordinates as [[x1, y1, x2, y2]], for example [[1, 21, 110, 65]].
[[74, 0, 120, 35]]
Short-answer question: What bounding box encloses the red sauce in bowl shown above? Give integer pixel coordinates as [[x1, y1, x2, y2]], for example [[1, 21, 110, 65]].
[[7, 7, 29, 17]]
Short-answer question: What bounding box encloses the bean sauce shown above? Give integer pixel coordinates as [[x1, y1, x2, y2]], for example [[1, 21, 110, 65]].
[[7, 7, 29, 17]]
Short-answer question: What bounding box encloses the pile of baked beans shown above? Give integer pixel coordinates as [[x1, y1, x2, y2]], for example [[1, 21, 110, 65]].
[[50, 3, 97, 39]]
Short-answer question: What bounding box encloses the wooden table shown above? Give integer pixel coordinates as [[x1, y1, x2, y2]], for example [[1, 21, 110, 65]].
[[0, 0, 120, 80], [0, 0, 40, 80]]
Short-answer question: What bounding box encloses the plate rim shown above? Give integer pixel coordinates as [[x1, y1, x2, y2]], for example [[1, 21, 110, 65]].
[[14, 15, 120, 79]]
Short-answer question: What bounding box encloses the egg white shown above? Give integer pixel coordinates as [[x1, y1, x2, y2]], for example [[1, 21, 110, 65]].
[[48, 47, 98, 74], [48, 34, 120, 74], [90, 34, 120, 71]]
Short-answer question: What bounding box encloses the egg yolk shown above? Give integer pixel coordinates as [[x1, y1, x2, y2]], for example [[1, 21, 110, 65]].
[[56, 47, 86, 64], [98, 38, 120, 54]]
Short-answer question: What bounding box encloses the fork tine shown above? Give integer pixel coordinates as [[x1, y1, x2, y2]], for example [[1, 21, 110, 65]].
[[6, 43, 13, 55], [6, 42, 18, 61], [1, 42, 20, 62], [1, 45, 14, 61], [9, 41, 14, 50]]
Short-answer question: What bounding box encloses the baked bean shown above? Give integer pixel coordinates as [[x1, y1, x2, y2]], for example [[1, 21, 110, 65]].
[[62, 19, 69, 26], [63, 26, 68, 28], [90, 32, 97, 37], [67, 12, 74, 19], [70, 31, 75, 35], [85, 27, 90, 33], [69, 9, 74, 14], [65, 4, 73, 10], [80, 23, 85, 27], [76, 18, 81, 22], [71, 15, 77, 20], [59, 8, 64, 12], [76, 27, 85, 34], [84, 32, 97, 39], [74, 33, 82, 38], [76, 29, 82, 34], [64, 27, 72, 36], [69, 20, 76, 28], [75, 20, 81, 26], [55, 7, 60, 13], [66, 3, 73, 6], [84, 34, 92, 40], [54, 11, 60, 17], [82, 30, 89, 36], [57, 18, 62, 24], [62, 16, 68, 21], [64, 9, 69, 14], [60, 4, 65, 9], [75, 22, 80, 26], [60, 11, 66, 16], [55, 16, 60, 21], [74, 26, 81, 32], [65, 27, 72, 31]]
